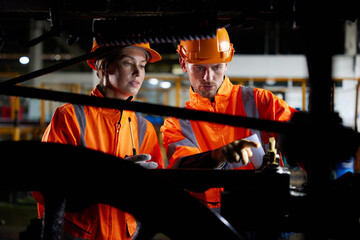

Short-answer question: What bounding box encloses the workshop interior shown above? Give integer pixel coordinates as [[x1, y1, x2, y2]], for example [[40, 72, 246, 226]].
[[1, 0, 360, 239]]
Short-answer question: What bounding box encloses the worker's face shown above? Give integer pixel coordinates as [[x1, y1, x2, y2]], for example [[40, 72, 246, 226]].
[[103, 48, 147, 100], [180, 58, 228, 99]]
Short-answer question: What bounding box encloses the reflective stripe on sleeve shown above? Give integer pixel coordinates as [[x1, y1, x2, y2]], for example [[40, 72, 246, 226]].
[[135, 112, 147, 151], [167, 119, 199, 161], [240, 86, 264, 147], [72, 104, 87, 148]]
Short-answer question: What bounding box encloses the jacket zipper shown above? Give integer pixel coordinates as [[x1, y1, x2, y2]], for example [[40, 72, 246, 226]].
[[114, 115, 121, 156], [114, 97, 133, 156], [211, 101, 216, 112]]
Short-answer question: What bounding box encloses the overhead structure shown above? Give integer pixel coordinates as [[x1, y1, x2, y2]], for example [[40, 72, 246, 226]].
[[1, 0, 360, 239]]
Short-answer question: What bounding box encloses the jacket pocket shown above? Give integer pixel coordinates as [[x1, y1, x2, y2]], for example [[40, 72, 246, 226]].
[[64, 210, 98, 239]]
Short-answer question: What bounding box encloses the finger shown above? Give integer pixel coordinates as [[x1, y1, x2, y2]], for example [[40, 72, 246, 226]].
[[140, 154, 152, 161], [240, 148, 249, 165], [146, 162, 158, 169], [232, 142, 252, 162], [238, 140, 261, 149], [233, 151, 241, 163], [246, 148, 253, 158], [125, 154, 151, 163], [136, 161, 158, 169]]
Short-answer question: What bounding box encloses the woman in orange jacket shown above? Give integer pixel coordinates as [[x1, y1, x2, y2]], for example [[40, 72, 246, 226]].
[[33, 41, 164, 240], [161, 28, 296, 213]]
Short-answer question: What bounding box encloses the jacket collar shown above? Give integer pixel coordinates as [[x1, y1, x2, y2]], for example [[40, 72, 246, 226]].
[[91, 85, 135, 102], [90, 85, 121, 117], [90, 85, 136, 124], [91, 85, 105, 98], [188, 75, 233, 107]]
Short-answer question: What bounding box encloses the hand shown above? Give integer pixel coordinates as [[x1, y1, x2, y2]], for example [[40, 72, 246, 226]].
[[124, 154, 158, 169], [211, 139, 261, 167]]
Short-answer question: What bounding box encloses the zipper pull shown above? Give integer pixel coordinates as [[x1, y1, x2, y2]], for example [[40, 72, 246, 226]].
[[117, 96, 133, 127], [128, 117, 137, 155], [210, 100, 216, 112]]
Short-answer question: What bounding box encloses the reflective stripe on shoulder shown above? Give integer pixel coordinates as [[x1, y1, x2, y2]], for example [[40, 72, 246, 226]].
[[135, 112, 147, 150], [240, 86, 264, 146], [72, 104, 87, 148], [241, 86, 259, 119], [178, 119, 198, 148], [167, 119, 199, 160]]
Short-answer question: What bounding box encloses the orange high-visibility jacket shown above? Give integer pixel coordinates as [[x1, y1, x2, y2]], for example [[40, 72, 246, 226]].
[[161, 76, 296, 210], [35, 86, 164, 240]]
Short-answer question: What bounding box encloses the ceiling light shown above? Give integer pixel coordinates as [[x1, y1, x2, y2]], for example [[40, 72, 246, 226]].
[[159, 81, 171, 89], [265, 78, 276, 85], [19, 56, 29, 65], [148, 78, 159, 85]]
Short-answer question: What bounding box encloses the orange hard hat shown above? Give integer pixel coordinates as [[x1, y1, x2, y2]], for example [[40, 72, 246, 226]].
[[177, 28, 234, 64], [87, 40, 162, 70]]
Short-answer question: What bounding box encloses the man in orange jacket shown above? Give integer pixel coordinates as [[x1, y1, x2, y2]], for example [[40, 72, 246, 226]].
[[33, 40, 164, 239], [161, 28, 296, 213]]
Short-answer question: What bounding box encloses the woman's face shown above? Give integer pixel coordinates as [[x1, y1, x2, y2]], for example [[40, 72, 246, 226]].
[[103, 47, 147, 100]]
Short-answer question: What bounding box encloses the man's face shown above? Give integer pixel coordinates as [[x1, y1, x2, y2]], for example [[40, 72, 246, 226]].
[[180, 58, 228, 100]]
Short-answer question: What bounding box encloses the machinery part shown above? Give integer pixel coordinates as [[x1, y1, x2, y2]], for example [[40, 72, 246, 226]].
[[221, 170, 290, 234], [279, 111, 360, 238], [19, 218, 43, 240], [20, 29, 62, 48], [0, 141, 242, 240], [93, 15, 220, 46], [262, 137, 278, 166], [0, 85, 294, 134], [42, 194, 66, 240], [260, 137, 290, 175], [0, 46, 117, 86], [5, 141, 360, 239], [0, 15, 221, 86]]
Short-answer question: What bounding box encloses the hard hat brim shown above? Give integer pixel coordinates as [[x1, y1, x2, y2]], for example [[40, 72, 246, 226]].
[[87, 42, 162, 70], [140, 47, 162, 63]]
